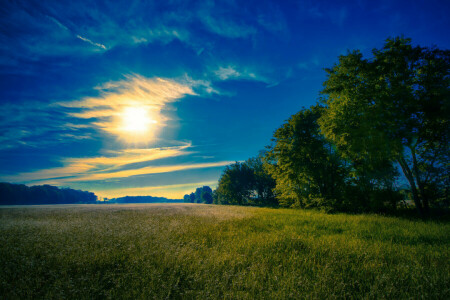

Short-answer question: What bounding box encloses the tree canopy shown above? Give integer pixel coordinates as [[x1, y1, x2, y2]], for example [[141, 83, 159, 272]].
[[215, 37, 448, 216], [183, 186, 213, 204], [264, 105, 349, 210], [319, 37, 449, 215], [215, 156, 276, 206]]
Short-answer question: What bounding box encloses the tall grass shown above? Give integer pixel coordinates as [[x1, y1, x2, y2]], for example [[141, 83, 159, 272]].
[[0, 204, 448, 299]]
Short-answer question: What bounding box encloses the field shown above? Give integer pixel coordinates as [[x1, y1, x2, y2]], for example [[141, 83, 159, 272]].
[[0, 204, 449, 299]]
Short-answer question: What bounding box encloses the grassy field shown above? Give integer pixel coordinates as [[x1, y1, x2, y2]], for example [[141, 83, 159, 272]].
[[0, 204, 449, 299]]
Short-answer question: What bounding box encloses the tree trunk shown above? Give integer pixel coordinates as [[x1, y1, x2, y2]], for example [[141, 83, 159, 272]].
[[410, 147, 430, 214], [398, 157, 424, 216]]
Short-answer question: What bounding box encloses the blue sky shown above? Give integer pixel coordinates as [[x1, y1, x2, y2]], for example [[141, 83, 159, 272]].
[[1, 0, 449, 199]]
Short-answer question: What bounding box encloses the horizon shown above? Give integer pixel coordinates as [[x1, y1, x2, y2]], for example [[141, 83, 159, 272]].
[[1, 0, 449, 199]]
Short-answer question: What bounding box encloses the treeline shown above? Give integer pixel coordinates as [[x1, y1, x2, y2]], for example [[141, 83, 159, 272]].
[[0, 182, 97, 205], [187, 37, 449, 216], [105, 196, 183, 204]]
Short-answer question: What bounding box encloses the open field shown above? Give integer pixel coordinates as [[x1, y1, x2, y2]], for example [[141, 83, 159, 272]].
[[0, 204, 449, 299]]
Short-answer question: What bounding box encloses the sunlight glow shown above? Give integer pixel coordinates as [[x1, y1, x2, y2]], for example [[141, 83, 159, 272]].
[[120, 107, 156, 133]]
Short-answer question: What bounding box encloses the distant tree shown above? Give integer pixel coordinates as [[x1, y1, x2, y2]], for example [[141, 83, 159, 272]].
[[215, 162, 255, 205], [201, 186, 213, 204], [319, 37, 449, 215], [195, 188, 203, 203], [215, 156, 276, 206], [183, 194, 191, 203], [0, 182, 97, 205], [189, 192, 196, 203]]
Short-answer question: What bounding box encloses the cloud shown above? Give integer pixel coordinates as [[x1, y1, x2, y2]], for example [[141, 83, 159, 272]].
[[58, 75, 201, 142], [0, 142, 231, 185], [0, 101, 94, 150], [0, 73, 218, 153], [213, 65, 270, 83], [214, 66, 241, 80], [201, 15, 257, 38], [302, 3, 348, 27], [76, 35, 107, 50]]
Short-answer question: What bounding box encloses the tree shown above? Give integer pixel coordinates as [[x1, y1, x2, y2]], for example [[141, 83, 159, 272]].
[[194, 187, 203, 203], [201, 186, 213, 204], [183, 194, 191, 203], [215, 162, 255, 205], [319, 37, 449, 215], [189, 192, 196, 203], [265, 105, 348, 209], [215, 156, 275, 206], [0, 182, 97, 205], [246, 155, 277, 206]]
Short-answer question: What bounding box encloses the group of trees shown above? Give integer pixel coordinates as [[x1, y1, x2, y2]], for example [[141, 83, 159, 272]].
[[214, 156, 277, 206], [103, 196, 183, 204], [0, 182, 97, 205], [211, 37, 449, 216], [183, 186, 214, 204]]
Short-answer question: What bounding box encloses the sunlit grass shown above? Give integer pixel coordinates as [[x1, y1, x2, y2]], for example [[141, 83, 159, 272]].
[[0, 204, 448, 299]]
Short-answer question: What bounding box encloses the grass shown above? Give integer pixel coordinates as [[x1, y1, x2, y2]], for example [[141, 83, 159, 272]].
[[0, 204, 449, 299]]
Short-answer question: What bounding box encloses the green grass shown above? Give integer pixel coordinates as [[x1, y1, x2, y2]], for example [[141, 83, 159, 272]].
[[0, 204, 449, 299]]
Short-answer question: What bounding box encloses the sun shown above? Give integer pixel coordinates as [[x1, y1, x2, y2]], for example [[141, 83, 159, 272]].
[[120, 107, 156, 134]]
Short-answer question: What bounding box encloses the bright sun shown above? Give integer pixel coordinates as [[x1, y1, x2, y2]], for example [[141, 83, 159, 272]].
[[120, 107, 156, 134]]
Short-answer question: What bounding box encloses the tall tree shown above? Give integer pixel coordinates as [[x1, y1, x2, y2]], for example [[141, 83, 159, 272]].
[[319, 37, 449, 215], [265, 105, 347, 209]]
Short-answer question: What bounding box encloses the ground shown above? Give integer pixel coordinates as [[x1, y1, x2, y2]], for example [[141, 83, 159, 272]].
[[0, 204, 448, 299]]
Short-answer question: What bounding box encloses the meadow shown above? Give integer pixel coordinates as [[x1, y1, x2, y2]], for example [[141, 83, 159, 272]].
[[0, 204, 449, 299]]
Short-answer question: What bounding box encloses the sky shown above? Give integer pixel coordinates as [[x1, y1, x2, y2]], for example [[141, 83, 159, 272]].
[[1, 0, 449, 200]]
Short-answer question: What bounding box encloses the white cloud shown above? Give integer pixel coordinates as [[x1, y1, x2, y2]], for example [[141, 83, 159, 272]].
[[213, 65, 271, 83], [59, 75, 199, 142], [76, 35, 107, 50], [214, 66, 241, 80], [0, 142, 231, 185]]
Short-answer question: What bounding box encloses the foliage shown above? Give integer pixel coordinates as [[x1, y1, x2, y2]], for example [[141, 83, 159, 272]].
[[0, 182, 97, 205], [264, 105, 348, 210], [215, 156, 276, 206], [0, 204, 448, 299], [183, 186, 213, 204], [319, 37, 449, 215]]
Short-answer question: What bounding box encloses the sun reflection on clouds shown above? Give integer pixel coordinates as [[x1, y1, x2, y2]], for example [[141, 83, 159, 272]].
[[60, 75, 196, 143]]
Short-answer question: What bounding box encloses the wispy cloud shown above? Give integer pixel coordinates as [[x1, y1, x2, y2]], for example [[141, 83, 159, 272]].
[[0, 143, 231, 185], [76, 35, 107, 50], [213, 65, 269, 83], [1, 144, 193, 182], [301, 3, 348, 27], [59, 75, 201, 142], [0, 101, 94, 150], [201, 15, 257, 38], [214, 66, 241, 80]]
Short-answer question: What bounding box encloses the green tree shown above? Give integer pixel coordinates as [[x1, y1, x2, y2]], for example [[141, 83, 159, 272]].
[[265, 105, 347, 209], [215, 162, 255, 205], [319, 37, 449, 215], [183, 194, 191, 203], [247, 155, 277, 206], [200, 186, 213, 204], [215, 156, 276, 206], [194, 188, 203, 203], [189, 192, 196, 203]]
